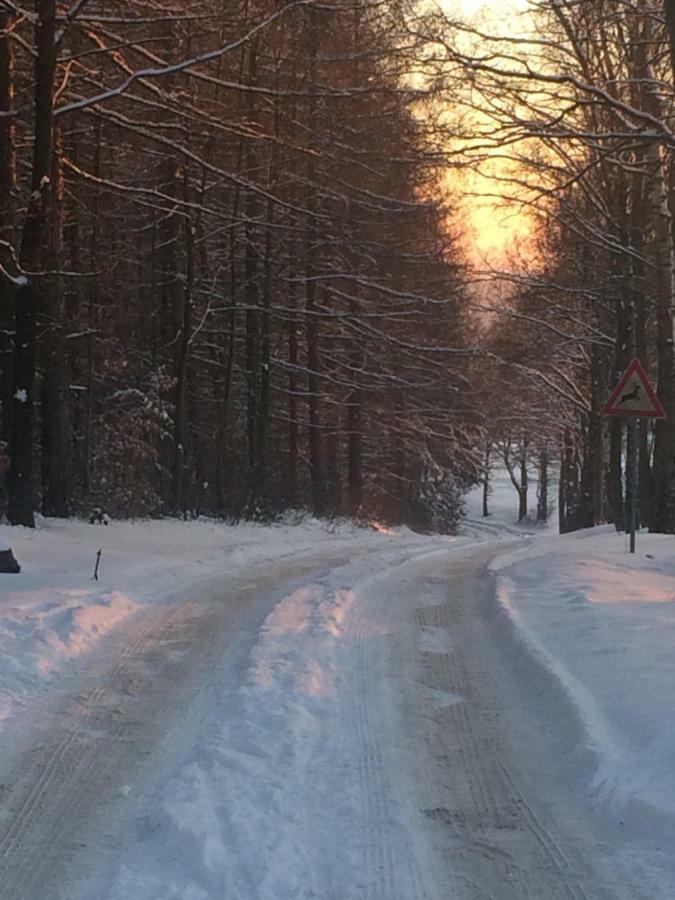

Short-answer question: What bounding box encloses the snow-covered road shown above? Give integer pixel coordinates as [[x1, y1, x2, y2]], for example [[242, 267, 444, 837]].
[[2, 532, 673, 900]]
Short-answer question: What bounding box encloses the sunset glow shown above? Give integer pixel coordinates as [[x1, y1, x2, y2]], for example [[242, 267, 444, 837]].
[[470, 203, 536, 262], [451, 0, 529, 19], [445, 0, 537, 264], [448, 159, 538, 266]]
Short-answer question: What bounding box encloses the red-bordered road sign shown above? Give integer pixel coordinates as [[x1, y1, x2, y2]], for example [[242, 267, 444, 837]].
[[602, 358, 665, 419]]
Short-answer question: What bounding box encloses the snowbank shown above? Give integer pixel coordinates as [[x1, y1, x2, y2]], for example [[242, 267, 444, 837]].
[[0, 515, 403, 729], [492, 527, 675, 819]]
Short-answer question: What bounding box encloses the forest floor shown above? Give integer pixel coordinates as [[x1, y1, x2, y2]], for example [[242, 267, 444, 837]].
[[0, 481, 674, 898]]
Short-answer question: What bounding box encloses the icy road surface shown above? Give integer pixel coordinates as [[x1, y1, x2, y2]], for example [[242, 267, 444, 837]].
[[1, 537, 674, 899]]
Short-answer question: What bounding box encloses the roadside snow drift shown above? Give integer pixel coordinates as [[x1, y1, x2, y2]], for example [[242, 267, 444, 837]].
[[493, 527, 675, 819]]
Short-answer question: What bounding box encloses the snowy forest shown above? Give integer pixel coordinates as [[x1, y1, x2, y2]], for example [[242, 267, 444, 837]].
[[3, 0, 675, 536]]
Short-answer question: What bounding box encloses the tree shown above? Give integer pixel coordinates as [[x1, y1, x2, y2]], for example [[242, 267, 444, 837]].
[[0, 0, 475, 532]]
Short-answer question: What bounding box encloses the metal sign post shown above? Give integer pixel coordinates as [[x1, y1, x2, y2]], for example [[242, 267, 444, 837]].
[[629, 417, 638, 554], [602, 358, 664, 554]]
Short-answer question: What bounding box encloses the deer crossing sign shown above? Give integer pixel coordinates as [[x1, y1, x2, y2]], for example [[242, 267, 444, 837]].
[[602, 358, 665, 419]]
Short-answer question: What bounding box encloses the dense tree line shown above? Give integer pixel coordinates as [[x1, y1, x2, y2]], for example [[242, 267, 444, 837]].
[[0, 0, 476, 529], [428, 0, 675, 534]]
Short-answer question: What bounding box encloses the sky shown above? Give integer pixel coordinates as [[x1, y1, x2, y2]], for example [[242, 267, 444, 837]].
[[445, 0, 535, 265]]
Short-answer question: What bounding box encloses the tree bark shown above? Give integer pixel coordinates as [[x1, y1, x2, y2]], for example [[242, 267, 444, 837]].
[[40, 132, 69, 517], [638, 5, 675, 532], [304, 7, 325, 516], [501, 437, 528, 522], [537, 445, 548, 522], [171, 219, 194, 516], [629, 149, 653, 528], [0, 6, 14, 199], [81, 119, 102, 499], [482, 443, 491, 518], [347, 391, 363, 515], [8, 0, 57, 527], [287, 266, 299, 503], [0, 5, 16, 514], [664, 0, 675, 76], [559, 428, 578, 534], [306, 279, 325, 515]]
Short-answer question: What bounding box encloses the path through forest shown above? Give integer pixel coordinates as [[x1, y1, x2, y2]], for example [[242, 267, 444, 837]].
[[1, 526, 673, 899]]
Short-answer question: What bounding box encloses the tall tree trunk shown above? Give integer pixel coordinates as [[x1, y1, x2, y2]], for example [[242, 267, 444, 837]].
[[664, 0, 675, 76], [244, 43, 260, 502], [502, 437, 528, 522], [606, 283, 631, 530], [304, 7, 325, 515], [650, 156, 675, 532], [517, 488, 527, 522], [629, 151, 653, 528], [482, 442, 491, 518], [82, 119, 102, 499], [306, 278, 325, 514], [255, 206, 272, 504], [41, 131, 69, 516], [218, 140, 245, 513], [0, 7, 14, 201], [0, 6, 16, 514], [171, 219, 194, 516], [537, 445, 548, 522], [346, 9, 364, 519], [287, 266, 299, 502], [325, 416, 342, 514], [518, 435, 528, 521], [8, 0, 57, 527], [347, 391, 363, 515], [156, 161, 181, 506], [559, 428, 577, 533], [578, 422, 596, 529], [255, 92, 280, 507], [558, 445, 567, 534], [638, 5, 675, 532], [589, 346, 604, 524]]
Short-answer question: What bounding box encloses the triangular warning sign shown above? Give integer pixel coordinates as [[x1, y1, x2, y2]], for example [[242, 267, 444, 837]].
[[602, 358, 665, 418]]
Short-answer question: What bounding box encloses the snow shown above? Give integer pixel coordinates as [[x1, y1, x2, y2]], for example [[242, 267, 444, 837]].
[[0, 515, 422, 732], [99, 543, 455, 900], [492, 525, 675, 819], [463, 459, 557, 531], [2, 477, 675, 895]]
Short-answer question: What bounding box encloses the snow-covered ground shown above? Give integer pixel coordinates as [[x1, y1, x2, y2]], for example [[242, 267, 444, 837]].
[[463, 461, 557, 532], [1, 475, 675, 898], [474, 464, 675, 821], [493, 526, 675, 821], [0, 515, 427, 732]]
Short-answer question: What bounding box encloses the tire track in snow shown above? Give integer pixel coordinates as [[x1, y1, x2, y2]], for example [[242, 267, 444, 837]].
[[0, 607, 165, 858], [0, 547, 382, 900], [0, 602, 198, 900], [419, 603, 586, 898], [412, 555, 628, 900], [345, 550, 451, 900], [198, 543, 448, 900], [3, 537, 652, 900]]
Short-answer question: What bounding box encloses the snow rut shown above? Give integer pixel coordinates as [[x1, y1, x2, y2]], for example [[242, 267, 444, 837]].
[[414, 574, 629, 900], [2, 541, 655, 900], [173, 545, 447, 900], [352, 617, 424, 900], [0, 601, 200, 900], [344, 552, 452, 900]]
